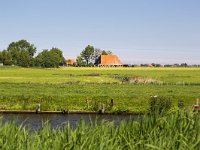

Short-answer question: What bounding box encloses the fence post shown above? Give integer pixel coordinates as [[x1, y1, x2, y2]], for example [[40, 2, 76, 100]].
[[110, 99, 114, 107], [36, 103, 41, 113], [86, 98, 89, 109], [101, 104, 105, 114], [194, 98, 199, 111]]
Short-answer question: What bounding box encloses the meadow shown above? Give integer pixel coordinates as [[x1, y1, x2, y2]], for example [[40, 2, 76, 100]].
[[0, 67, 200, 112], [0, 111, 199, 149]]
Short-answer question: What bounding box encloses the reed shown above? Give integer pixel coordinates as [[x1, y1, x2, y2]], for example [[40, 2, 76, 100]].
[[0, 111, 199, 149]]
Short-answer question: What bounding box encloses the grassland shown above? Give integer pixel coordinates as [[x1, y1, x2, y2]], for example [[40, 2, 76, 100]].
[[0, 111, 199, 149], [0, 67, 200, 112]]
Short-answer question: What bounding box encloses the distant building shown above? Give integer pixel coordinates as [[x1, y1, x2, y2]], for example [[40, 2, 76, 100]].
[[97, 55, 123, 67], [66, 59, 76, 66]]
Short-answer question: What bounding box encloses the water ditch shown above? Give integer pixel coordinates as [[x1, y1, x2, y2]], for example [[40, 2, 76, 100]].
[[1, 113, 140, 131]]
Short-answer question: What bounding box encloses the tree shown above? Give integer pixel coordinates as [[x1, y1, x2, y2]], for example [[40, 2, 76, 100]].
[[76, 56, 86, 67], [61, 57, 67, 66], [81, 45, 94, 65], [7, 39, 36, 67], [101, 50, 108, 55], [0, 51, 2, 63], [18, 50, 31, 67], [49, 48, 64, 67], [155, 64, 162, 67], [107, 50, 112, 55], [181, 63, 187, 67], [1, 50, 12, 65], [34, 48, 64, 68], [34, 49, 49, 67], [94, 48, 102, 65], [101, 50, 113, 55], [7, 39, 36, 57]]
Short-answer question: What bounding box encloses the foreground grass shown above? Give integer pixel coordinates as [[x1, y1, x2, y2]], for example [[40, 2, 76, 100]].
[[0, 111, 200, 149], [0, 67, 200, 112]]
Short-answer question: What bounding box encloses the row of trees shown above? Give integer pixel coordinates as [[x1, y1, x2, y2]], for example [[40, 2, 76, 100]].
[[0, 40, 65, 67], [0, 40, 112, 68], [0, 40, 197, 68]]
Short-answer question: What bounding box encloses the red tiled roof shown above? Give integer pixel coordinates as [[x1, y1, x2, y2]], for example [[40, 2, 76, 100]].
[[67, 59, 76, 65], [100, 55, 123, 65]]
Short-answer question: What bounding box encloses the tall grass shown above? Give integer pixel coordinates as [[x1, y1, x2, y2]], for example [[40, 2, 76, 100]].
[[0, 111, 199, 149]]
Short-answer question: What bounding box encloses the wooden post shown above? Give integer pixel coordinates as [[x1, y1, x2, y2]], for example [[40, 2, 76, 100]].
[[196, 98, 199, 105], [101, 104, 105, 114], [194, 98, 199, 111], [86, 98, 89, 109], [110, 99, 114, 107], [62, 109, 69, 114], [36, 103, 41, 114]]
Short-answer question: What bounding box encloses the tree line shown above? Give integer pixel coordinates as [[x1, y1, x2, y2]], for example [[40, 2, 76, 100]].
[[0, 40, 112, 68], [2, 39, 195, 68]]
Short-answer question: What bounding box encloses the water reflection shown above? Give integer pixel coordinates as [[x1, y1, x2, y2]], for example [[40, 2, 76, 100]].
[[1, 113, 139, 131]]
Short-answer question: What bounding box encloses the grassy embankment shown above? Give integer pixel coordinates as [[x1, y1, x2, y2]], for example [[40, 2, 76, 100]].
[[0, 111, 199, 149], [0, 67, 200, 112]]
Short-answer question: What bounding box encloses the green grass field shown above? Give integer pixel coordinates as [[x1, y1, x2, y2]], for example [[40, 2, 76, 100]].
[[0, 67, 200, 112]]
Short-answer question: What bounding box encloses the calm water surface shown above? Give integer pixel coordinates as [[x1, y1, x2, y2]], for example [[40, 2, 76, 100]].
[[1, 113, 139, 130]]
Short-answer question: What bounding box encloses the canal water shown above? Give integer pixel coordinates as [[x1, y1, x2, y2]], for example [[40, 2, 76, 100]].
[[1, 113, 139, 131]]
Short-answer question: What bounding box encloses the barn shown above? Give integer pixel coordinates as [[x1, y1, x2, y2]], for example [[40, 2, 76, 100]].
[[97, 55, 123, 67], [66, 59, 76, 66]]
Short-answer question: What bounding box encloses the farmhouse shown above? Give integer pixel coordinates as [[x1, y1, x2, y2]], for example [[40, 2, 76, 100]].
[[66, 59, 76, 66], [97, 55, 123, 67]]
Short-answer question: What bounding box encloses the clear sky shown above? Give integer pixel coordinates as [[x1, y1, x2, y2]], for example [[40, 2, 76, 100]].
[[0, 0, 200, 64]]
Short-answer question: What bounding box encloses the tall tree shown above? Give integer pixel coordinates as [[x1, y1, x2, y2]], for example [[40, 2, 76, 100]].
[[81, 45, 94, 65], [93, 48, 102, 65], [0, 51, 2, 63], [1, 50, 12, 65], [18, 50, 31, 67], [34, 49, 48, 67], [49, 48, 64, 67], [7, 39, 36, 66], [34, 48, 64, 68], [76, 56, 86, 67]]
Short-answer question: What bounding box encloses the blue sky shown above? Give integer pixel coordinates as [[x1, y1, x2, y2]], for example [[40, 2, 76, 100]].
[[0, 0, 200, 64]]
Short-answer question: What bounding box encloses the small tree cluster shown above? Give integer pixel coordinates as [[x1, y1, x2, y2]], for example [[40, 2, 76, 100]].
[[0, 40, 65, 68], [34, 48, 64, 68], [0, 40, 36, 67]]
